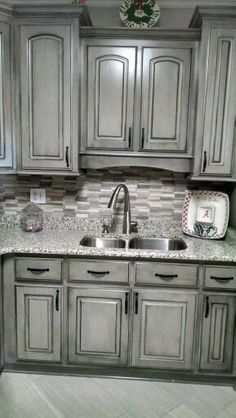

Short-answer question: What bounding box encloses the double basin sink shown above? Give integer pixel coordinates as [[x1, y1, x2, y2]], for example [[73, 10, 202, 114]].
[[80, 236, 187, 251]]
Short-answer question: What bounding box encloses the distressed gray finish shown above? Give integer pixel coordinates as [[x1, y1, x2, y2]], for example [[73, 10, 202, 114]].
[[81, 33, 198, 171], [204, 265, 236, 291], [18, 23, 72, 170], [191, 9, 236, 180], [69, 259, 129, 284], [141, 47, 191, 152], [16, 285, 62, 362], [68, 288, 129, 365], [135, 262, 198, 287], [0, 256, 3, 370], [132, 289, 197, 369], [15, 257, 63, 282], [0, 21, 13, 170], [200, 294, 236, 372]]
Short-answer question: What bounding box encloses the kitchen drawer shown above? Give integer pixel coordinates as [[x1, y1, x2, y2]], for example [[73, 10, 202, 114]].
[[135, 262, 198, 287], [204, 266, 236, 290], [15, 258, 63, 282], [69, 259, 129, 283]]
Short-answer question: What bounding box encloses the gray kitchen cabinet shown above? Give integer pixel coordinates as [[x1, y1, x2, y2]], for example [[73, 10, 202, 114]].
[[0, 256, 3, 370], [200, 294, 236, 372], [80, 32, 198, 171], [190, 8, 236, 180], [16, 21, 79, 173], [16, 285, 62, 362], [132, 289, 197, 369], [0, 21, 14, 171], [68, 288, 129, 366]]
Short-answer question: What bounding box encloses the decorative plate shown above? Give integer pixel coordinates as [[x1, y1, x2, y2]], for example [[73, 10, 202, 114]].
[[182, 191, 229, 239], [120, 0, 160, 28]]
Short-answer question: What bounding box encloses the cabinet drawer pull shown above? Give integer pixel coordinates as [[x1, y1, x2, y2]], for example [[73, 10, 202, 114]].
[[155, 273, 178, 280], [65, 146, 69, 167], [135, 292, 139, 314], [128, 127, 132, 148], [55, 289, 59, 311], [202, 151, 207, 172], [210, 275, 234, 281], [87, 270, 110, 275], [27, 268, 50, 274], [141, 128, 145, 148], [205, 296, 210, 318], [125, 292, 129, 315]]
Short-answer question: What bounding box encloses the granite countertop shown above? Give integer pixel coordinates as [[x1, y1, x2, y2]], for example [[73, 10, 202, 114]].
[[0, 215, 235, 263]]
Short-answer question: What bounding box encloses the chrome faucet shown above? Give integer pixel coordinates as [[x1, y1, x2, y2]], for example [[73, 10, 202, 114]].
[[108, 184, 132, 234]]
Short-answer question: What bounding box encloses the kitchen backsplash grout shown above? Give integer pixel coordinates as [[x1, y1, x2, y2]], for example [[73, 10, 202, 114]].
[[0, 168, 233, 221]]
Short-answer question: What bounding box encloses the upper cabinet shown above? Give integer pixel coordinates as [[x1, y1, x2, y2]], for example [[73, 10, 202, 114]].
[[11, 4, 91, 175], [0, 21, 14, 171], [190, 8, 236, 181], [15, 20, 79, 173], [80, 31, 199, 172]]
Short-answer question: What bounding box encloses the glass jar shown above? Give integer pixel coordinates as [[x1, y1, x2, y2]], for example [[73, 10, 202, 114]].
[[21, 203, 43, 232]]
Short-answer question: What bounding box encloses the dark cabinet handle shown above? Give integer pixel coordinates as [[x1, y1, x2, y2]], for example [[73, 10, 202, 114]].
[[125, 292, 129, 315], [65, 146, 69, 167], [128, 127, 132, 148], [141, 128, 145, 148], [205, 296, 210, 318], [27, 268, 49, 274], [135, 292, 139, 314], [202, 151, 207, 172], [210, 276, 234, 281], [55, 289, 59, 311], [155, 273, 178, 280], [87, 270, 110, 275]]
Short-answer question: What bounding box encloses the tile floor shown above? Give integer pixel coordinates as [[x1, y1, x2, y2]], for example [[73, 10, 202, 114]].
[[0, 373, 236, 418]]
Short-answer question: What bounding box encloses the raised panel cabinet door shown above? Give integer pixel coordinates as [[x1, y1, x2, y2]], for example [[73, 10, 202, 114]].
[[0, 22, 13, 169], [200, 28, 236, 176], [200, 294, 236, 372], [86, 45, 136, 149], [68, 288, 129, 365], [132, 290, 197, 369], [16, 286, 62, 362], [141, 48, 191, 152], [19, 24, 73, 170]]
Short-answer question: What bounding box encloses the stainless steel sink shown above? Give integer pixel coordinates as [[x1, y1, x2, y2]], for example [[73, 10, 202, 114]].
[[128, 237, 187, 251], [80, 236, 127, 249], [80, 236, 187, 251]]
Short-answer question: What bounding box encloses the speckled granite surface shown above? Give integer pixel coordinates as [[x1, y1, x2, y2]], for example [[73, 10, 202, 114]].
[[0, 215, 235, 262]]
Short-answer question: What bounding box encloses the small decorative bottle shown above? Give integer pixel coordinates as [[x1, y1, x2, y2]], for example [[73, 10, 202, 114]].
[[21, 203, 43, 232]]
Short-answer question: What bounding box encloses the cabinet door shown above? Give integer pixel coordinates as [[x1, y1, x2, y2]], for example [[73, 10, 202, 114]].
[[0, 22, 13, 169], [68, 288, 129, 365], [16, 286, 62, 362], [86, 45, 136, 149], [132, 290, 197, 369], [199, 27, 236, 176], [141, 48, 191, 152], [200, 294, 236, 372], [19, 24, 75, 171]]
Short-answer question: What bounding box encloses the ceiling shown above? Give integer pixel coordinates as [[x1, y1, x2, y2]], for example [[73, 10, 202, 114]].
[[4, 0, 236, 8]]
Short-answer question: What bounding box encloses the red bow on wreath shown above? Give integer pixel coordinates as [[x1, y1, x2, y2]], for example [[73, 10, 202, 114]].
[[135, 0, 148, 9]]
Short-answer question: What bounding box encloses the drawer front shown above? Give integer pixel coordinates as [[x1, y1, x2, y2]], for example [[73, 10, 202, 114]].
[[69, 259, 129, 283], [15, 258, 62, 281], [204, 266, 236, 290], [135, 262, 198, 287]]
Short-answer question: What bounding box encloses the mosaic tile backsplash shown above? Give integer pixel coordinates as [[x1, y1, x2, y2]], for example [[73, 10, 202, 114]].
[[0, 168, 232, 222]]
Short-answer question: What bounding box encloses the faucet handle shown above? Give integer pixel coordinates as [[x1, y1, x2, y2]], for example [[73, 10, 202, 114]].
[[130, 220, 138, 233]]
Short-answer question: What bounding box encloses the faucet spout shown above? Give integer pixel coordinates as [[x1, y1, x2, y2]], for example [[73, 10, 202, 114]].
[[108, 184, 131, 234]]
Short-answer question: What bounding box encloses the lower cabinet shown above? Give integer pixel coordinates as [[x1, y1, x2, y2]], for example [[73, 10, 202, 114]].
[[68, 288, 129, 365], [132, 290, 197, 369], [200, 294, 236, 372], [16, 285, 62, 362]]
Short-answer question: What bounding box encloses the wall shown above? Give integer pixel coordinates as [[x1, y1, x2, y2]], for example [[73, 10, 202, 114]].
[[0, 168, 233, 223]]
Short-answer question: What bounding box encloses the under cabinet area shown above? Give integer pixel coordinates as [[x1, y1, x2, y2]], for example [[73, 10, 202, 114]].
[[2, 255, 236, 385]]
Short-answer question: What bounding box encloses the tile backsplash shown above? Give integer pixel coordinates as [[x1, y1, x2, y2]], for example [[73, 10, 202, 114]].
[[0, 168, 232, 222]]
